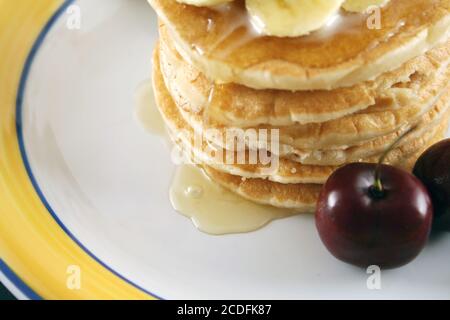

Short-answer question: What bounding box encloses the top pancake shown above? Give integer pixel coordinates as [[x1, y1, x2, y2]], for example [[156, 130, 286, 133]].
[[159, 25, 450, 127], [149, 0, 450, 90]]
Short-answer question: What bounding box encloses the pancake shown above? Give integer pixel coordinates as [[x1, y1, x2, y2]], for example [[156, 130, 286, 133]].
[[160, 43, 450, 151], [160, 24, 450, 127], [203, 166, 321, 212], [202, 121, 448, 210], [172, 79, 449, 150], [159, 32, 450, 164], [287, 95, 450, 165], [153, 48, 335, 183], [149, 0, 450, 90], [170, 117, 448, 184], [152, 48, 450, 210], [175, 112, 449, 184], [153, 48, 450, 184]]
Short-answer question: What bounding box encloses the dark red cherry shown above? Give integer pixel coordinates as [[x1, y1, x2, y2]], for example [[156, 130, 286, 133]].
[[413, 138, 450, 218], [316, 163, 433, 269]]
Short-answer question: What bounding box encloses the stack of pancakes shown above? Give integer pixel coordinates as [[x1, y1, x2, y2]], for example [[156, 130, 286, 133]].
[[149, 0, 450, 212]]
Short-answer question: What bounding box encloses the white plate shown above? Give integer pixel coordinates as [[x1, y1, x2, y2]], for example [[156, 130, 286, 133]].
[[18, 0, 450, 299]]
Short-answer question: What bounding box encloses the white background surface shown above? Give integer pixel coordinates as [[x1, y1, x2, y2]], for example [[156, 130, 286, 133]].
[[20, 0, 450, 299]]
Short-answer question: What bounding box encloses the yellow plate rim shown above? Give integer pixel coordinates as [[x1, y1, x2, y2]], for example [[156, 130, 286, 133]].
[[0, 0, 157, 300]]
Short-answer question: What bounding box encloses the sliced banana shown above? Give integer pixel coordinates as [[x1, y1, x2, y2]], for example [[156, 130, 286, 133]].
[[176, 0, 234, 7], [342, 0, 390, 13], [246, 0, 345, 37]]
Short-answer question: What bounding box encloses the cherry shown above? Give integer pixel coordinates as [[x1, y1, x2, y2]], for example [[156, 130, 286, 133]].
[[315, 163, 433, 269], [413, 139, 450, 218]]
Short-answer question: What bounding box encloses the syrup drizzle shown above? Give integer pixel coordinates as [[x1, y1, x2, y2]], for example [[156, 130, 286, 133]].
[[134, 80, 166, 135], [135, 80, 298, 235], [169, 164, 296, 235], [195, 2, 369, 59]]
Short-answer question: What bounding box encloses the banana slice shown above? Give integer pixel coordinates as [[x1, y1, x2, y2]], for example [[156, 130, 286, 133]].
[[246, 0, 345, 37], [176, 0, 234, 7], [342, 0, 390, 13]]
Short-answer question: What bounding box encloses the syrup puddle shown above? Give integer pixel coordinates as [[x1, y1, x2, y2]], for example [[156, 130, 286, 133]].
[[134, 80, 166, 136], [135, 80, 297, 235], [169, 165, 296, 235]]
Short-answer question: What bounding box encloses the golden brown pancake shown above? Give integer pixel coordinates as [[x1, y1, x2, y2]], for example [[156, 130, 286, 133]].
[[202, 166, 321, 212], [149, 0, 450, 90], [287, 97, 450, 165], [153, 48, 450, 185], [159, 39, 450, 150], [202, 121, 448, 210], [148, 0, 450, 211], [173, 80, 449, 150], [159, 31, 450, 165], [159, 24, 450, 126]]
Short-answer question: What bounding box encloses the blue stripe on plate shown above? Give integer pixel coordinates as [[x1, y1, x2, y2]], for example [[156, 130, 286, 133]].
[[15, 0, 162, 300], [0, 259, 42, 300]]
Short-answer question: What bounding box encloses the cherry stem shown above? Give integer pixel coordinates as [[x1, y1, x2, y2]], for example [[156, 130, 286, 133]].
[[373, 124, 418, 194]]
